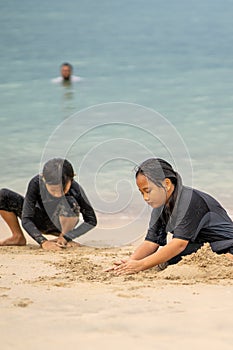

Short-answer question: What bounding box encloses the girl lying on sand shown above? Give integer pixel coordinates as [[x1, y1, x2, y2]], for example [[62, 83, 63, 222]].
[[107, 158, 233, 275]]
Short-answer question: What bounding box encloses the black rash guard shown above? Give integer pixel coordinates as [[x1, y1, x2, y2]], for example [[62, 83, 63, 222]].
[[146, 185, 233, 255], [21, 175, 97, 244]]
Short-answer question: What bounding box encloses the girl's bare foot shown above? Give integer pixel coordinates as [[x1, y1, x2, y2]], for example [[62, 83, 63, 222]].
[[0, 236, 26, 246]]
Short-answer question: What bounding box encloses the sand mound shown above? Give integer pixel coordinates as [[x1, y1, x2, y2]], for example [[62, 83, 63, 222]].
[[157, 244, 233, 284]]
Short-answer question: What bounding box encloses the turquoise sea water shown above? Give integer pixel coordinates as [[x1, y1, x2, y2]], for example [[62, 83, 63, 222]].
[[0, 0, 233, 244]]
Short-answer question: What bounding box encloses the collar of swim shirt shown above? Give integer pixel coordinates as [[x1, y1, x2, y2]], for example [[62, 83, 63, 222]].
[[166, 174, 195, 233], [165, 174, 184, 232]]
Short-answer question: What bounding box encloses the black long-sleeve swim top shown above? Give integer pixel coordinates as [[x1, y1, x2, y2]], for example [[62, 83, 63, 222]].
[[21, 175, 97, 244]]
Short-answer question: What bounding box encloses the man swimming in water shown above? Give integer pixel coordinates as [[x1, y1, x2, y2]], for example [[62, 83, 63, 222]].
[[52, 62, 82, 84]]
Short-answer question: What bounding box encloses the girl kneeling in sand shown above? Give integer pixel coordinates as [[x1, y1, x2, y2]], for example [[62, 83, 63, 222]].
[[0, 158, 97, 250], [107, 158, 233, 275]]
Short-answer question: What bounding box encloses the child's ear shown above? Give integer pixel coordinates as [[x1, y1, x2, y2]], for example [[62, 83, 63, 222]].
[[164, 178, 172, 191]]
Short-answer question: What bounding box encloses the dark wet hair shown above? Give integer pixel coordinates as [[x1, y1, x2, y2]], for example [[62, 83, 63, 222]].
[[42, 158, 74, 189], [61, 62, 73, 71], [136, 158, 180, 222], [135, 158, 178, 187]]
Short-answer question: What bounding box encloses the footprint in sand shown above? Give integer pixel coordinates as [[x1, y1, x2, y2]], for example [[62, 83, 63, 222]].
[[13, 298, 33, 308]]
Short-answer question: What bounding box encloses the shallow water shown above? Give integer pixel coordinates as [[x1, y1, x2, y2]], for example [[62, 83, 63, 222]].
[[0, 0, 233, 244]]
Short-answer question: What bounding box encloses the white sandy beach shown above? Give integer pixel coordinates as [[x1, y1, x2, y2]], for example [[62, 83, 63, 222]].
[[0, 225, 233, 350]]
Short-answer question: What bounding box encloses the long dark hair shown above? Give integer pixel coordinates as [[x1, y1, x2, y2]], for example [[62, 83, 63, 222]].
[[135, 158, 180, 223], [42, 158, 74, 190]]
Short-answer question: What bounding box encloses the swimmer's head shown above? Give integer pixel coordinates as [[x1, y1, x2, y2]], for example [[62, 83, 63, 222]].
[[60, 63, 73, 80], [42, 158, 75, 192]]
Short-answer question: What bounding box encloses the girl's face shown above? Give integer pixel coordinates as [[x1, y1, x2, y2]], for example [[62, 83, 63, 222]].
[[45, 180, 72, 198], [136, 173, 173, 208]]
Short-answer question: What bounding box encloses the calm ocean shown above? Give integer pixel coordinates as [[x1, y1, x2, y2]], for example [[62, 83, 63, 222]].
[[0, 0, 232, 245]]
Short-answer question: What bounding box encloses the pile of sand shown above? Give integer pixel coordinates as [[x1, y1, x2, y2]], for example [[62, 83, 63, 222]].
[[155, 244, 233, 284]]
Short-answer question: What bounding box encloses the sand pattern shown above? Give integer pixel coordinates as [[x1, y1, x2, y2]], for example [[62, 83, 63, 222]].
[[1, 243, 231, 288]]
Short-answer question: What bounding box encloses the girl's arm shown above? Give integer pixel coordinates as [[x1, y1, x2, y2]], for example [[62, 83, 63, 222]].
[[130, 240, 159, 260], [114, 238, 189, 275], [63, 183, 97, 241], [105, 240, 159, 272]]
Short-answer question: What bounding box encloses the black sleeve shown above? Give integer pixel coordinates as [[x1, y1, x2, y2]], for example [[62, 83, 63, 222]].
[[145, 208, 167, 246], [21, 176, 47, 245], [172, 191, 209, 241], [63, 182, 97, 241]]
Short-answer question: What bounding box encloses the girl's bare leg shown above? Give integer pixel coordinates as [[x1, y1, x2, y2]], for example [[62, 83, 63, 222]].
[[0, 210, 26, 246]]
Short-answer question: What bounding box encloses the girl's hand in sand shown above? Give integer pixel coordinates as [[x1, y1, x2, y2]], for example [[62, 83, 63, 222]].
[[104, 260, 127, 272], [56, 236, 68, 248], [105, 259, 144, 275], [41, 240, 63, 251], [113, 259, 144, 275]]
